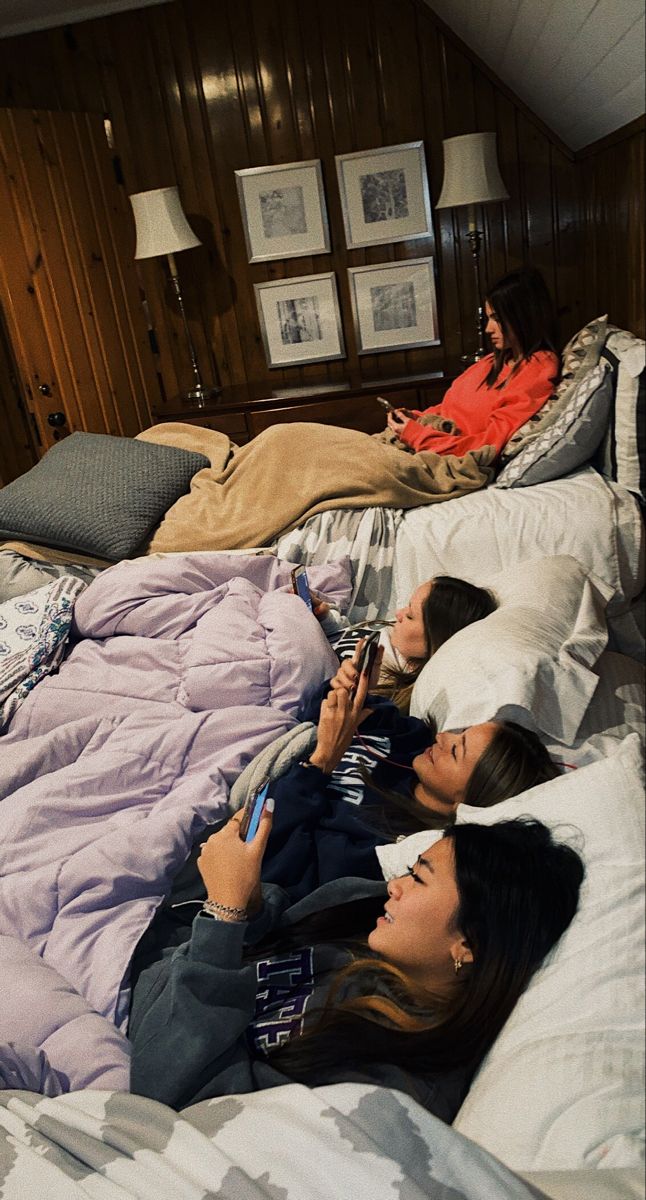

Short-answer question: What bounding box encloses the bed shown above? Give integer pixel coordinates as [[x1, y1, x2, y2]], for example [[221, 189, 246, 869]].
[[0, 321, 644, 1200]]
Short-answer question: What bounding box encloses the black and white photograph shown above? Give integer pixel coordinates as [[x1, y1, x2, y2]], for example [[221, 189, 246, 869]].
[[254, 272, 345, 367], [235, 160, 331, 262], [335, 142, 433, 249], [348, 257, 439, 353]]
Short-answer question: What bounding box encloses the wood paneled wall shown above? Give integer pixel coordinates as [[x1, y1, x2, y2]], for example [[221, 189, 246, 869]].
[[0, 0, 635, 415], [577, 116, 645, 339]]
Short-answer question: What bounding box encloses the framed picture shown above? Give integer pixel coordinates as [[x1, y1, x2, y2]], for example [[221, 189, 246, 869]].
[[235, 159, 331, 263], [335, 141, 433, 249], [348, 257, 440, 354], [254, 272, 346, 368]]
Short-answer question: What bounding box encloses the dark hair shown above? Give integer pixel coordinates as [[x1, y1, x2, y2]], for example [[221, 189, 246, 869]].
[[267, 818, 584, 1081], [483, 266, 559, 388], [463, 718, 559, 807], [360, 717, 558, 837], [378, 576, 497, 713]]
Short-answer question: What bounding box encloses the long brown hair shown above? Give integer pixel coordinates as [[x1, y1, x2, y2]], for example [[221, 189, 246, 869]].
[[482, 266, 559, 389], [266, 819, 584, 1082], [358, 718, 558, 836], [377, 576, 497, 714]]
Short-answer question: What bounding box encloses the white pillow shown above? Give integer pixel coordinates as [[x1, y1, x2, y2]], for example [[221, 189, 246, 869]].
[[377, 734, 645, 1173], [410, 555, 613, 743]]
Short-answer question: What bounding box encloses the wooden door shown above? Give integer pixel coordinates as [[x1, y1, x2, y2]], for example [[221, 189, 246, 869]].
[[0, 108, 161, 471], [0, 303, 37, 486]]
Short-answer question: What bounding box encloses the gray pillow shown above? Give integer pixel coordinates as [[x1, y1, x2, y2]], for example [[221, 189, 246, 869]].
[[502, 315, 609, 462], [0, 432, 209, 560], [494, 360, 614, 488], [596, 327, 646, 500]]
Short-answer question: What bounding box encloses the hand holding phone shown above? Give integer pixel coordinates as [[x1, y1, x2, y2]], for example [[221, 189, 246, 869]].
[[291, 565, 313, 611], [356, 629, 381, 679], [238, 781, 271, 842], [197, 791, 274, 916], [376, 396, 396, 413]]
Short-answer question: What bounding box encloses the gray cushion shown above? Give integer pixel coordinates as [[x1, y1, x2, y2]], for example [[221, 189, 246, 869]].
[[494, 360, 614, 488], [502, 315, 609, 463], [596, 328, 646, 500], [0, 433, 209, 560]]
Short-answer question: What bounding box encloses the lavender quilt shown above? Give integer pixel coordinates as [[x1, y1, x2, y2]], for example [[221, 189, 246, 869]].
[[0, 552, 352, 1093]]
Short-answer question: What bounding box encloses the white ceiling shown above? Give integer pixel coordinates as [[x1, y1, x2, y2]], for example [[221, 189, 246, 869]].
[[0, 0, 643, 150], [424, 0, 645, 150]]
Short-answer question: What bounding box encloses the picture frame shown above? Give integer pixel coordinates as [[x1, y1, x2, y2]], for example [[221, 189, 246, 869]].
[[347, 257, 440, 354], [254, 272, 346, 368], [335, 141, 433, 249], [235, 159, 331, 263]]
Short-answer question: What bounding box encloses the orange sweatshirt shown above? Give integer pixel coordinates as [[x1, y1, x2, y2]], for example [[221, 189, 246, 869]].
[[397, 350, 559, 457]]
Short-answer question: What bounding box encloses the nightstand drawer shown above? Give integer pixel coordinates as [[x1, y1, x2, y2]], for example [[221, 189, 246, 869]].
[[247, 389, 418, 438], [159, 411, 250, 442]]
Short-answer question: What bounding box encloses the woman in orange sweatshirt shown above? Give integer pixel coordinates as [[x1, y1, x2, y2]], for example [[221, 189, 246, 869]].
[[386, 266, 560, 459]]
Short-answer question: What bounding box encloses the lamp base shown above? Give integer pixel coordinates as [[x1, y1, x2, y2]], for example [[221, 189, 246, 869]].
[[185, 384, 222, 409]]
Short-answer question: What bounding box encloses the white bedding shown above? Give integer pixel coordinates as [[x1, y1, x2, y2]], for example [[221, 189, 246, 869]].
[[393, 467, 644, 660]]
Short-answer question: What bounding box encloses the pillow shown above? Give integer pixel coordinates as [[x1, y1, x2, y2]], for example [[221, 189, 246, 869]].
[[502, 315, 609, 462], [495, 359, 614, 487], [377, 733, 645, 1172], [0, 432, 209, 561], [410, 555, 613, 743], [596, 328, 646, 500]]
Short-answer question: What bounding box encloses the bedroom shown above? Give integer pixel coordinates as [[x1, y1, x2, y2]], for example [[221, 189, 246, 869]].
[[0, 0, 644, 1197]]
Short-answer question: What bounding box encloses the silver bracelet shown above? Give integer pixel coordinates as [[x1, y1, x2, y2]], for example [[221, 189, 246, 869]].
[[201, 898, 247, 923]]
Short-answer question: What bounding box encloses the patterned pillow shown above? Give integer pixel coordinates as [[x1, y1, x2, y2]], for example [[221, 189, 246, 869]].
[[495, 359, 614, 488], [0, 575, 86, 731], [502, 315, 609, 462], [0, 432, 209, 560], [596, 327, 646, 500]]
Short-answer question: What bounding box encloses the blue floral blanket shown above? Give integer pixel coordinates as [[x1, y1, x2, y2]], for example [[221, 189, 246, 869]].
[[0, 575, 87, 732]]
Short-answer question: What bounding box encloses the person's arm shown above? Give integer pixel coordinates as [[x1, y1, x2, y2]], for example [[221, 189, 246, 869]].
[[129, 810, 288, 1106], [391, 353, 558, 456], [261, 762, 383, 899], [309, 589, 351, 639]]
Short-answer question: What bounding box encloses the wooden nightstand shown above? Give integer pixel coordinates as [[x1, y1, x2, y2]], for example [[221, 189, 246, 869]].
[[154, 371, 458, 444]]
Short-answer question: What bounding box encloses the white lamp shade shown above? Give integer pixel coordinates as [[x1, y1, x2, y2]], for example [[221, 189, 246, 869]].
[[129, 186, 201, 259], [436, 132, 509, 209]]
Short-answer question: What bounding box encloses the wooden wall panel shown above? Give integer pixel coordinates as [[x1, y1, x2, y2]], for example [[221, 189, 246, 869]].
[[577, 117, 645, 338], [0, 0, 640, 439]]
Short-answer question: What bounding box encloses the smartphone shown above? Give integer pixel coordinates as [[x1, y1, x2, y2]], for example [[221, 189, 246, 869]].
[[291, 565, 313, 611], [356, 629, 381, 677], [376, 396, 396, 413], [238, 780, 271, 842]]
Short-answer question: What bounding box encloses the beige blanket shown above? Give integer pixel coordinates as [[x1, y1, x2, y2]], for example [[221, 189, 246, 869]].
[[137, 421, 496, 553]]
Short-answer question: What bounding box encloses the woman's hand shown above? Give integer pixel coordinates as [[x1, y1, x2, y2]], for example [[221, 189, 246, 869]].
[[329, 636, 384, 696], [386, 409, 411, 438], [307, 670, 373, 774], [310, 588, 331, 621], [197, 805, 273, 917]]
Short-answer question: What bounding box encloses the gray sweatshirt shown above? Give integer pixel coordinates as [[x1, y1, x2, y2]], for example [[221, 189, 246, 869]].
[[128, 876, 473, 1118]]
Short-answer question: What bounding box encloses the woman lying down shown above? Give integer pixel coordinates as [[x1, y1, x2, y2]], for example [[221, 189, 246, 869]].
[[129, 790, 583, 1116], [128, 654, 582, 1114], [169, 629, 560, 903]]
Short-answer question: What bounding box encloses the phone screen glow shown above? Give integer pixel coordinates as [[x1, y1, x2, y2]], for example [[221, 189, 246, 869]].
[[244, 781, 271, 842], [294, 569, 313, 610]]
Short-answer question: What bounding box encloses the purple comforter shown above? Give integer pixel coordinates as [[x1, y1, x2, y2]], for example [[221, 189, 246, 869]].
[[0, 552, 352, 1091]]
